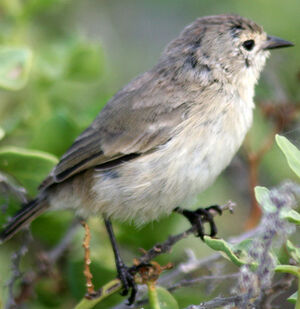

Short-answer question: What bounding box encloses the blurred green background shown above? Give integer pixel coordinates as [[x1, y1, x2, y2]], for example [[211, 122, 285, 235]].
[[0, 0, 299, 308]]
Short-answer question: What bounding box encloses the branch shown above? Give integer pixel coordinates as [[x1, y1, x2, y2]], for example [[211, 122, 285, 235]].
[[167, 273, 240, 293], [190, 272, 295, 309], [158, 249, 221, 286], [184, 295, 246, 309], [0, 173, 28, 215], [138, 201, 235, 264], [5, 230, 31, 309], [256, 273, 295, 308], [81, 221, 95, 295], [74, 279, 122, 309], [75, 202, 235, 308]]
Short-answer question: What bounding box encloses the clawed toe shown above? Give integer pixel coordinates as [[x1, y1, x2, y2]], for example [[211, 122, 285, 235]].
[[174, 205, 222, 239], [205, 204, 223, 216], [118, 264, 137, 304], [118, 262, 154, 304]]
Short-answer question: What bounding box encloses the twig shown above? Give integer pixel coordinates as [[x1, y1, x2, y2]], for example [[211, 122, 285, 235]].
[[184, 294, 246, 309], [244, 127, 278, 229], [256, 273, 295, 309], [75, 279, 122, 309], [81, 221, 95, 296], [138, 201, 235, 264], [0, 173, 28, 215], [5, 230, 31, 309], [167, 273, 240, 292], [158, 250, 221, 286], [243, 100, 299, 229]]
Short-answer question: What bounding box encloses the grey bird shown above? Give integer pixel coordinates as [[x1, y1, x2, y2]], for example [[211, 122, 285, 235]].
[[0, 14, 293, 303]]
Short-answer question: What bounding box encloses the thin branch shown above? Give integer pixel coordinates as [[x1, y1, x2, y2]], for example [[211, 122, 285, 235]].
[[74, 279, 122, 309], [256, 273, 295, 308], [158, 250, 221, 286], [167, 273, 240, 292], [184, 295, 246, 309], [184, 273, 295, 309], [5, 230, 31, 309], [138, 201, 235, 264], [81, 221, 95, 295], [0, 173, 28, 215], [243, 100, 299, 229]]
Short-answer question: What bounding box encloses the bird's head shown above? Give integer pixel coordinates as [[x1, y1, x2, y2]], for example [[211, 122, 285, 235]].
[[161, 15, 293, 88]]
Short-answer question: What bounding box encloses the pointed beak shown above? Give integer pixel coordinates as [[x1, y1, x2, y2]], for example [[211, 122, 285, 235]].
[[262, 35, 294, 50]]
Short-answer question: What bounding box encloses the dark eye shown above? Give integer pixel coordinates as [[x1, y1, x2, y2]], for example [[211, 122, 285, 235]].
[[242, 39, 255, 51]]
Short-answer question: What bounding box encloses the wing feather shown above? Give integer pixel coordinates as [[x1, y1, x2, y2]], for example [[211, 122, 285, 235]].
[[40, 70, 192, 190]]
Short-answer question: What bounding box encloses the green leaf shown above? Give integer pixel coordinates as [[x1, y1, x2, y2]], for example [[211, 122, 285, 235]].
[[204, 236, 251, 267], [275, 265, 300, 277], [254, 186, 277, 213], [0, 47, 33, 90], [156, 286, 179, 309], [288, 292, 297, 304], [232, 239, 254, 261], [282, 209, 300, 225], [146, 285, 179, 309], [0, 146, 58, 195], [276, 135, 300, 178], [233, 239, 254, 251], [286, 240, 300, 264]]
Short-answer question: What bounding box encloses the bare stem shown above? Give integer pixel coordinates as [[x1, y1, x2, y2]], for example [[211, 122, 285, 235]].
[[81, 221, 95, 296]]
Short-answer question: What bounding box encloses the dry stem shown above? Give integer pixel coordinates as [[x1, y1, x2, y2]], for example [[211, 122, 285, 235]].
[[81, 221, 95, 296]]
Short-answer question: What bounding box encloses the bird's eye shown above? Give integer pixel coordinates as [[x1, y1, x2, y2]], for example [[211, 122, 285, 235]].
[[242, 39, 255, 51]]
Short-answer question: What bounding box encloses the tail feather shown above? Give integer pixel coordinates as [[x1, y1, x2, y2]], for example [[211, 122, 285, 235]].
[[0, 198, 47, 243]]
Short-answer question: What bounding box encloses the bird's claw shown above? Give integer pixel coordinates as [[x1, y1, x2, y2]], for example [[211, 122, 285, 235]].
[[117, 263, 137, 304], [176, 205, 222, 239]]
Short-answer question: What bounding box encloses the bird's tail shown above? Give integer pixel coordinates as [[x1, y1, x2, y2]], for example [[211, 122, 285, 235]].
[[0, 197, 48, 244]]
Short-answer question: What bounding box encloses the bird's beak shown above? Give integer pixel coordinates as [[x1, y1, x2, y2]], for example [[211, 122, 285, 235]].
[[262, 35, 294, 50]]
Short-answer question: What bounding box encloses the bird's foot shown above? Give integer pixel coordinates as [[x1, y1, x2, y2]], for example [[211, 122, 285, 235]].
[[118, 262, 151, 305], [117, 263, 137, 305], [174, 205, 222, 239]]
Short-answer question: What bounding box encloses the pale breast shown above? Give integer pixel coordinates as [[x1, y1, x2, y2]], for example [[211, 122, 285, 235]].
[[90, 90, 254, 225]]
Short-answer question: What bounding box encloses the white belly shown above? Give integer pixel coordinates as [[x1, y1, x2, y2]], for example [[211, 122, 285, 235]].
[[91, 95, 254, 225]]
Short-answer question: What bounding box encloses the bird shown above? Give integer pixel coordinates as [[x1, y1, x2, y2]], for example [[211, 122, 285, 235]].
[[0, 14, 293, 303]]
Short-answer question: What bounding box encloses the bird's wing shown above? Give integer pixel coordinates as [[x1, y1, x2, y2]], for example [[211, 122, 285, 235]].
[[40, 72, 192, 189]]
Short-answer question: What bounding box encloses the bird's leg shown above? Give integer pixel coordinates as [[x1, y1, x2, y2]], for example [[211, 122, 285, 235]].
[[174, 205, 222, 239], [103, 218, 137, 305]]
